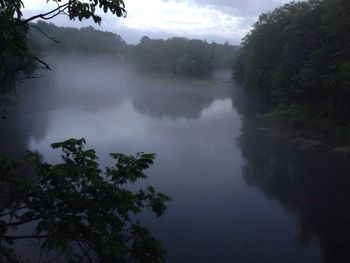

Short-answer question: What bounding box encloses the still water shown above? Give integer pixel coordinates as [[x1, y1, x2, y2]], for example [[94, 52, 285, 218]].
[[1, 55, 350, 262]]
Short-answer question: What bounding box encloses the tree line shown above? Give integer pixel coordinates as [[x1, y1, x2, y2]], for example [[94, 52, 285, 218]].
[[28, 21, 237, 78], [233, 0, 350, 143], [28, 21, 127, 56], [130, 36, 236, 78]]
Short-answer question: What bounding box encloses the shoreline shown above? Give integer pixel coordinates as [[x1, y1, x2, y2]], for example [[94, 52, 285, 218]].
[[255, 116, 350, 158]]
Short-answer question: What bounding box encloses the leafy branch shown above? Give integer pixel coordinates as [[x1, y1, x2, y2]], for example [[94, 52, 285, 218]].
[[0, 138, 171, 262]]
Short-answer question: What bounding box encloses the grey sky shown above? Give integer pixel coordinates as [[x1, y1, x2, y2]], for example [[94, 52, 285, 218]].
[[191, 0, 292, 15], [23, 0, 292, 44]]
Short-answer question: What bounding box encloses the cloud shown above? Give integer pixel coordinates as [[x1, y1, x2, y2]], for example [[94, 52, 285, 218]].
[[118, 0, 249, 42], [182, 0, 291, 15], [21, 0, 291, 44]]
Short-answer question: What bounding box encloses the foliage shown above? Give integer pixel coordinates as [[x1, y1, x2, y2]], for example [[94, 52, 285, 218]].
[[233, 0, 350, 129], [0, 138, 171, 262], [0, 1, 32, 89]]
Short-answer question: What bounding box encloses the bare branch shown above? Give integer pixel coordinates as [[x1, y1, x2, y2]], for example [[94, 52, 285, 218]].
[[4, 215, 41, 227], [32, 57, 51, 71], [28, 24, 60, 44], [0, 205, 27, 218], [22, 3, 69, 23]]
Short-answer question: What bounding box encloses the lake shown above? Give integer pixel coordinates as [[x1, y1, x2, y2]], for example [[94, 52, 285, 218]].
[[1, 55, 349, 262]]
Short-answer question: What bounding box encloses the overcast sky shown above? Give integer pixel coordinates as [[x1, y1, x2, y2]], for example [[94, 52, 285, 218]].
[[22, 0, 292, 44]]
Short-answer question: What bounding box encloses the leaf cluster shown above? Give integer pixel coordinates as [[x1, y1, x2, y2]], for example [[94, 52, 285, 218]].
[[0, 138, 170, 262], [63, 0, 126, 24], [0, 0, 24, 19]]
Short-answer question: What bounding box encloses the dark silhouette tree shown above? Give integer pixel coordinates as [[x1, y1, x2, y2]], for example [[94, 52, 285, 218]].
[[0, 138, 170, 262]]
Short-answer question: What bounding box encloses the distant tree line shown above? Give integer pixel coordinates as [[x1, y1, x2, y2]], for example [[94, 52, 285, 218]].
[[130, 36, 236, 78], [28, 21, 128, 56], [28, 22, 237, 78], [233, 0, 350, 142]]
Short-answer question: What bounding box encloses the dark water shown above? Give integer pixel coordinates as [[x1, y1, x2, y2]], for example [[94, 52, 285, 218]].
[[1, 55, 350, 262]]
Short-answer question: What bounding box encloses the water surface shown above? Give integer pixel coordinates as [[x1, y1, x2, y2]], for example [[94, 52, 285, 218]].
[[1, 55, 350, 262]]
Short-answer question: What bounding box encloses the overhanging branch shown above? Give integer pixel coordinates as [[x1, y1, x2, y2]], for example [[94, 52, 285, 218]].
[[32, 57, 51, 71], [28, 24, 59, 44], [22, 2, 69, 24]]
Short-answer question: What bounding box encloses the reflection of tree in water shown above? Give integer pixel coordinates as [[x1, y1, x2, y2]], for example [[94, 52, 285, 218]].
[[132, 88, 215, 119], [131, 71, 232, 119], [0, 79, 50, 220], [0, 78, 50, 160], [238, 112, 350, 263]]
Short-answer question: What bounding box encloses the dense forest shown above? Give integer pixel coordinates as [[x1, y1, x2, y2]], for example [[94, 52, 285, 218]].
[[233, 0, 350, 143], [28, 21, 237, 78]]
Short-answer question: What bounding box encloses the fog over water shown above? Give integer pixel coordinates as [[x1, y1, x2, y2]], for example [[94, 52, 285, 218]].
[[2, 55, 350, 262]]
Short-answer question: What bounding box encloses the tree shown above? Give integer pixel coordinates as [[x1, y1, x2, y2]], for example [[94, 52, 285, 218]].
[[0, 138, 171, 262], [233, 0, 350, 142]]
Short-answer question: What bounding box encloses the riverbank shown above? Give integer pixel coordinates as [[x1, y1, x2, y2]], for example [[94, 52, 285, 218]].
[[255, 115, 350, 157]]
